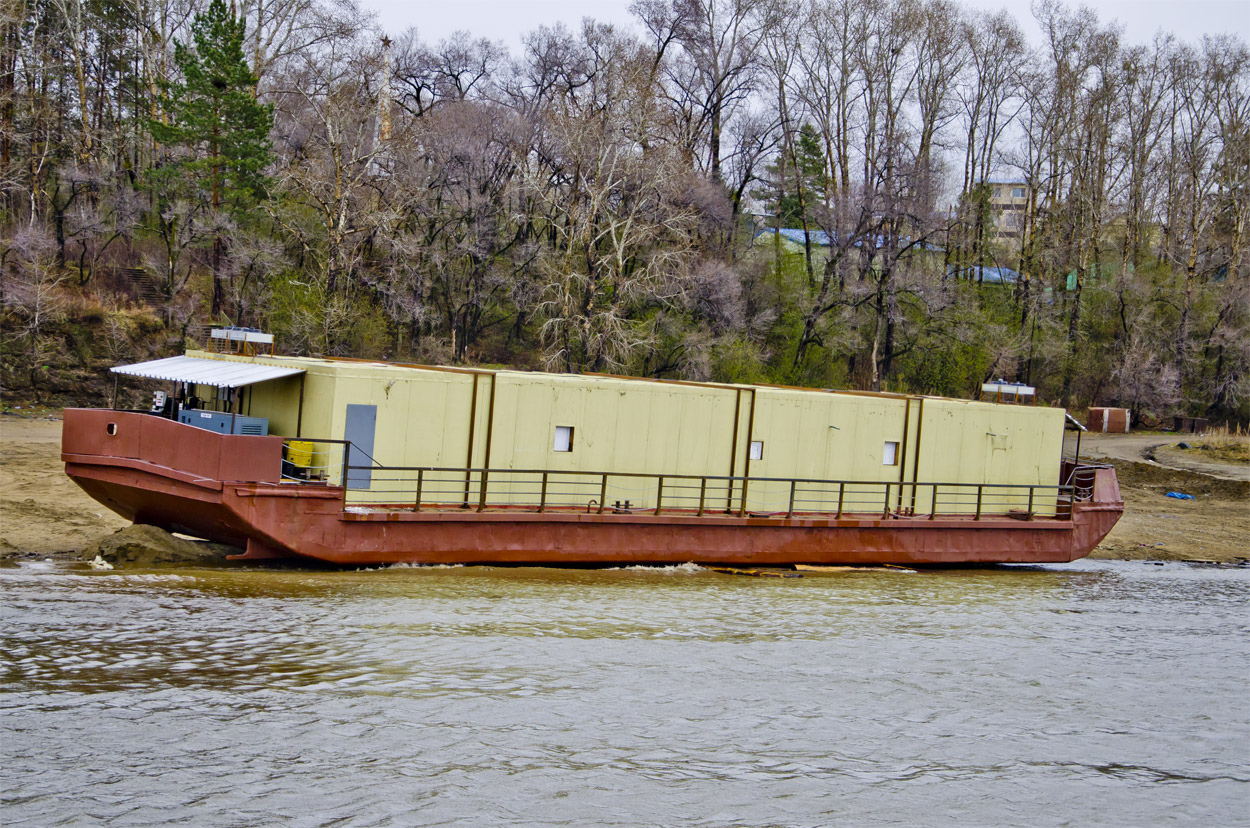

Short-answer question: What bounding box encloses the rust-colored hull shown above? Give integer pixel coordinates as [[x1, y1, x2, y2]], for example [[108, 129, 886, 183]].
[[63, 410, 1124, 567]]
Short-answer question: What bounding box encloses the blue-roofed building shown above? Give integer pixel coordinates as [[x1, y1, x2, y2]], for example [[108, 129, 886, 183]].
[[752, 227, 944, 254], [754, 227, 833, 248], [946, 265, 1024, 284], [975, 266, 1020, 284]]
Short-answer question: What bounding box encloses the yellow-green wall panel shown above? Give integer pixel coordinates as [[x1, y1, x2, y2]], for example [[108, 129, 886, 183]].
[[178, 351, 1068, 516]]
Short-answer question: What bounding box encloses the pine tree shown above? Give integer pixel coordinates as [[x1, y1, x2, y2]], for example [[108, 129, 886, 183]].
[[151, 0, 273, 317], [763, 123, 830, 227]]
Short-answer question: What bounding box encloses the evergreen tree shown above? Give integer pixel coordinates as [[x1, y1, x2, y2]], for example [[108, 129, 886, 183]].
[[150, 0, 273, 317], [153, 0, 272, 208], [762, 123, 830, 227]]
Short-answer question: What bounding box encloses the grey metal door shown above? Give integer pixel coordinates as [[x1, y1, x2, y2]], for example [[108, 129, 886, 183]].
[[344, 404, 377, 489]]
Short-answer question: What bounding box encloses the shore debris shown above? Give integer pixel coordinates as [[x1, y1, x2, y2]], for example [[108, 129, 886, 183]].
[[708, 566, 803, 578], [795, 564, 918, 573]]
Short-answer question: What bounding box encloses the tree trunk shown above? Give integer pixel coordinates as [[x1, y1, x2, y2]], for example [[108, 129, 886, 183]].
[[709, 95, 722, 182], [211, 235, 225, 319]]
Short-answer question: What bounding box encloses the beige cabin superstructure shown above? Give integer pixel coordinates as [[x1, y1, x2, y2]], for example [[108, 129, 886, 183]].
[[181, 350, 1064, 514]]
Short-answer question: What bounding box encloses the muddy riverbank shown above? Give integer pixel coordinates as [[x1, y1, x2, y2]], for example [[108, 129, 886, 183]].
[[3, 413, 1247, 564]]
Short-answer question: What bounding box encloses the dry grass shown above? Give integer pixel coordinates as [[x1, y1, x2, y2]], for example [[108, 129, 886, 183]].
[[1190, 424, 1250, 464]]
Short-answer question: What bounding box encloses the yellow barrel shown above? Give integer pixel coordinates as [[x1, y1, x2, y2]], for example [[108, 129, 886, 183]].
[[286, 440, 314, 467]]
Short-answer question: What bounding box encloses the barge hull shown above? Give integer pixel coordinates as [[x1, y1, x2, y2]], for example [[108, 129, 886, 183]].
[[63, 410, 1123, 567]]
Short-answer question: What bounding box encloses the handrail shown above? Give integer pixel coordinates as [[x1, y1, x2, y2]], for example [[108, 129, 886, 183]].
[[278, 435, 1099, 522], [337, 462, 1077, 491], [319, 460, 1081, 522]]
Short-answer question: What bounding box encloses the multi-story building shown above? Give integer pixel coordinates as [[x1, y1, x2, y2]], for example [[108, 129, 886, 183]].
[[985, 179, 1028, 241]]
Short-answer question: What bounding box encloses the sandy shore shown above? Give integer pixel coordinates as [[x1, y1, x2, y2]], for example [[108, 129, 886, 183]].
[[1086, 458, 1248, 562], [1, 415, 130, 558], [3, 413, 1247, 563], [1063, 430, 1249, 562]]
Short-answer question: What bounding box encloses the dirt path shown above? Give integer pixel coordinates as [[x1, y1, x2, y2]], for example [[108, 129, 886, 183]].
[[1068, 432, 1248, 481], [0, 415, 129, 558], [1087, 458, 1249, 562], [3, 413, 1247, 564]]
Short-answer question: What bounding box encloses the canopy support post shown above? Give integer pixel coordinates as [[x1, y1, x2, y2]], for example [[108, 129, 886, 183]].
[[296, 374, 306, 438]]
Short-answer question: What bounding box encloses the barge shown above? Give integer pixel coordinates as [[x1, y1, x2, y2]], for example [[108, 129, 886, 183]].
[[62, 330, 1122, 566]]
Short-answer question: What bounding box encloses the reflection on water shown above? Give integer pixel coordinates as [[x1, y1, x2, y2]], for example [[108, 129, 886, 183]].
[[2, 560, 1247, 827]]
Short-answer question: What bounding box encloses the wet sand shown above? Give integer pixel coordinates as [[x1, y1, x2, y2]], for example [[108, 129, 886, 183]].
[[3, 414, 1247, 563]]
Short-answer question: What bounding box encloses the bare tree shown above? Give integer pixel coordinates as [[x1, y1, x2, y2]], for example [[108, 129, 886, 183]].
[[950, 8, 1023, 281], [241, 0, 362, 84], [666, 0, 772, 181], [269, 26, 388, 297], [1118, 34, 1174, 269], [391, 28, 505, 117], [1164, 38, 1225, 387], [2, 227, 66, 396], [912, 0, 966, 207], [526, 32, 701, 372], [1029, 0, 1122, 406], [1112, 331, 1180, 423], [798, 0, 861, 201], [400, 100, 529, 361], [1208, 35, 1250, 281], [761, 2, 813, 280]]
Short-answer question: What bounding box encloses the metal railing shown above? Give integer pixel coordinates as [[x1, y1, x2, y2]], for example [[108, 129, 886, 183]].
[[1064, 462, 1110, 502], [326, 462, 1082, 522]]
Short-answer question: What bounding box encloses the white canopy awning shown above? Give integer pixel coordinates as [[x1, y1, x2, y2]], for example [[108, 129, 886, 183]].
[[110, 356, 304, 389]]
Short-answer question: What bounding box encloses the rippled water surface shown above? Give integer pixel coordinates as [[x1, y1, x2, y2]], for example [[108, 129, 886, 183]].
[[2, 559, 1247, 827]]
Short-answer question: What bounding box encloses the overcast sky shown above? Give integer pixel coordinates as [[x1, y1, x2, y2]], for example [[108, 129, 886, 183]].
[[360, 0, 1250, 52]]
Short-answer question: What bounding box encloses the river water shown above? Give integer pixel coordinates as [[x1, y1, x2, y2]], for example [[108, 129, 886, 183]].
[[2, 559, 1247, 827]]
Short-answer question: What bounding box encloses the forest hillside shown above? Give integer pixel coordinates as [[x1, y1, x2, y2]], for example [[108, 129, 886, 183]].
[[1, 0, 1246, 422]]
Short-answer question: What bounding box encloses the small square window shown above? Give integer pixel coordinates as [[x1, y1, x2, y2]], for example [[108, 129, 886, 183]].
[[883, 441, 899, 465], [749, 440, 764, 460], [553, 426, 574, 452], [1012, 187, 1026, 198]]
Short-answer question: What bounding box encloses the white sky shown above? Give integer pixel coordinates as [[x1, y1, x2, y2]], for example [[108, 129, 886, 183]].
[[361, 0, 1250, 51]]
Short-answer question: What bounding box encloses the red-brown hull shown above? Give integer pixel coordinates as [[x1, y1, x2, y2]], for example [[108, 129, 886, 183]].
[[63, 410, 1124, 567]]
